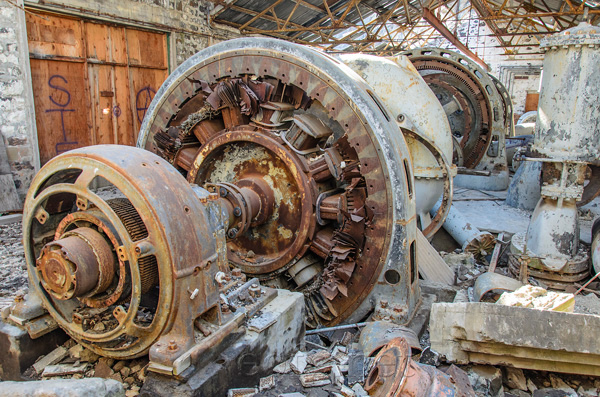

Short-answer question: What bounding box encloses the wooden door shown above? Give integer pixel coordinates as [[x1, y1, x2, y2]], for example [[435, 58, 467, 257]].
[[525, 91, 540, 112], [26, 12, 168, 164]]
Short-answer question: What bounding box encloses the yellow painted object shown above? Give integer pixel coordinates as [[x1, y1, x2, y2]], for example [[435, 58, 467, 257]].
[[497, 285, 575, 312]]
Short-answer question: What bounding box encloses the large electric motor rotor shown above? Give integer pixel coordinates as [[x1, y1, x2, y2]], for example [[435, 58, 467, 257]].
[[23, 145, 226, 358], [138, 38, 419, 327]]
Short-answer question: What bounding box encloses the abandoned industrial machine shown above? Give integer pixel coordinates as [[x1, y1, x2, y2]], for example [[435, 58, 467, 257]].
[[12, 38, 443, 384], [508, 23, 600, 289]]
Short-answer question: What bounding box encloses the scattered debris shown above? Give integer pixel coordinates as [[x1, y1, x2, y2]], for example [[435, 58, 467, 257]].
[[0, 222, 27, 303], [467, 365, 503, 396], [259, 375, 275, 392], [227, 387, 258, 397], [299, 372, 331, 387], [346, 348, 364, 386], [505, 366, 528, 391], [290, 351, 308, 374], [306, 350, 331, 367]]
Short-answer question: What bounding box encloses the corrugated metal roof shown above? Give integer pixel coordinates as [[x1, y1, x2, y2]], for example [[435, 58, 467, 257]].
[[210, 0, 599, 56]]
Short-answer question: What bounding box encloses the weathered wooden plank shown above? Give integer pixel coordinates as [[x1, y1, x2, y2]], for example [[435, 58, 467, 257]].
[[88, 64, 116, 145], [129, 67, 167, 135], [26, 13, 84, 59], [85, 22, 127, 64], [416, 229, 455, 284], [126, 28, 167, 69], [115, 66, 135, 145], [30, 59, 91, 164]]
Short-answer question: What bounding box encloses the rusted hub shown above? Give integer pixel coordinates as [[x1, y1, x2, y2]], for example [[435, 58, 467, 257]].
[[37, 227, 115, 300], [53, 209, 128, 308], [365, 337, 410, 395], [189, 129, 316, 275]]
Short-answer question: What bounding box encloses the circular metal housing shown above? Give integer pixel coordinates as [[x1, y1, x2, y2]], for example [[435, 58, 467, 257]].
[[137, 37, 419, 327], [23, 145, 222, 358], [402, 48, 509, 191]]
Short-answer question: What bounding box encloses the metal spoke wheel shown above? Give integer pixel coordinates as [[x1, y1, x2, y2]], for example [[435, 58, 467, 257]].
[[137, 38, 419, 327]]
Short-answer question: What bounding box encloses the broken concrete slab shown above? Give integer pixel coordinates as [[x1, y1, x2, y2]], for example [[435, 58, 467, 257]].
[[32, 346, 68, 374], [0, 319, 68, 380], [430, 302, 600, 376], [0, 378, 124, 396], [42, 362, 88, 377]]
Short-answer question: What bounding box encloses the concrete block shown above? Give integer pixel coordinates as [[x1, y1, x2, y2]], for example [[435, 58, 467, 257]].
[[430, 302, 600, 376], [142, 289, 305, 396], [0, 320, 68, 380], [0, 213, 21, 225], [0, 378, 125, 396]]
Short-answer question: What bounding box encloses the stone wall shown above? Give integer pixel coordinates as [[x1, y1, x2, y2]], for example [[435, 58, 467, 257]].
[[0, 0, 38, 200]]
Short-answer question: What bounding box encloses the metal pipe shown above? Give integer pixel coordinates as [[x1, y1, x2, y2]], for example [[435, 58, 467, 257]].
[[305, 322, 368, 335], [431, 199, 495, 255]]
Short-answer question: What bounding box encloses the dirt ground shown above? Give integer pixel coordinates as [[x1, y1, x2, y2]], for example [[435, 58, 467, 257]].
[[0, 220, 27, 306]]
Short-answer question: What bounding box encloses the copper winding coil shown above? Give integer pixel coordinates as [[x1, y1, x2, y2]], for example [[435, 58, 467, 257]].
[[107, 198, 158, 294]]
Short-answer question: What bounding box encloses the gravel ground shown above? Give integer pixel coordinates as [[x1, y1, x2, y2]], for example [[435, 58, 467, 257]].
[[0, 221, 28, 305]]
